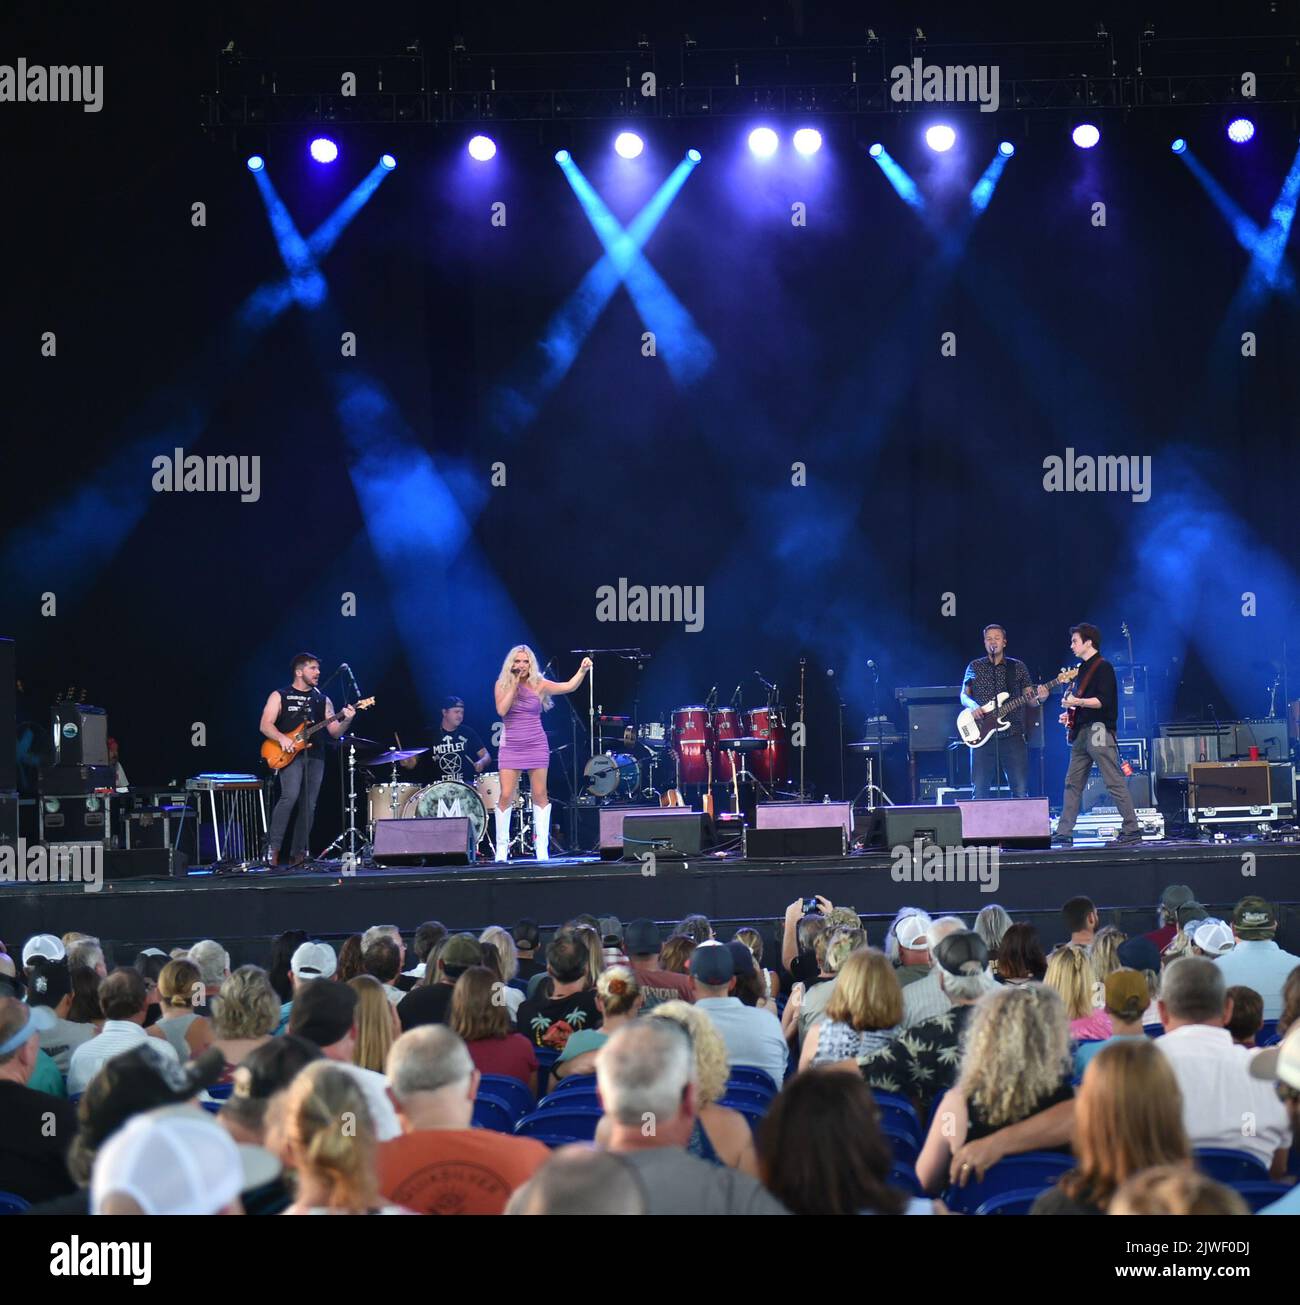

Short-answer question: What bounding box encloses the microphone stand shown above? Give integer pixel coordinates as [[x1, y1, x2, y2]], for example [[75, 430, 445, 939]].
[[320, 664, 368, 871]]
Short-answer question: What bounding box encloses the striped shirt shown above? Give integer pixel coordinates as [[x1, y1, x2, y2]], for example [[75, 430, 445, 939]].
[[67, 1020, 179, 1095]]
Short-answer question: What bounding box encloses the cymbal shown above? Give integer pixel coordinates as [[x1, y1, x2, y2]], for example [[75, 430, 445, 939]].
[[364, 747, 429, 766]]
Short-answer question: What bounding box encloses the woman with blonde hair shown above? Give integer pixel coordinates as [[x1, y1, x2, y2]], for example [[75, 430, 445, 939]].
[[493, 645, 592, 862], [155, 958, 214, 1060], [917, 984, 1074, 1194], [450, 966, 538, 1092], [479, 926, 525, 1020], [1088, 925, 1126, 985], [642, 1000, 759, 1175], [732, 927, 779, 1001], [553, 965, 642, 1080], [1031, 1038, 1190, 1215], [210, 965, 281, 1081], [798, 947, 903, 1071], [1045, 943, 1112, 1041], [279, 1062, 408, 1214], [348, 975, 400, 1074]]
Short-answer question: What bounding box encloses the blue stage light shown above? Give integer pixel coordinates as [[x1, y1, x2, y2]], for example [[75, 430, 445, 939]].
[[868, 142, 883, 158], [614, 132, 644, 159], [748, 127, 779, 158], [1171, 138, 1187, 155], [998, 141, 1015, 157], [468, 135, 497, 162], [687, 148, 702, 163], [309, 137, 339, 164], [793, 128, 823, 156], [554, 149, 570, 164], [925, 124, 956, 153], [246, 155, 265, 172], [1072, 123, 1100, 149], [1227, 118, 1256, 144], [380, 153, 397, 170]]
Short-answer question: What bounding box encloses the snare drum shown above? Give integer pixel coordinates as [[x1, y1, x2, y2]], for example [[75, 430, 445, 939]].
[[748, 706, 789, 784], [367, 783, 421, 826], [402, 781, 488, 846], [671, 707, 714, 786]]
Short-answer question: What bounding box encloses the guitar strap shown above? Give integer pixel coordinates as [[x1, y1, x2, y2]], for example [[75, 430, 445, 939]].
[[1069, 657, 1103, 740]]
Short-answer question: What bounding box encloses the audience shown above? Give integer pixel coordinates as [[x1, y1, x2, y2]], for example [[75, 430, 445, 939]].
[[760, 1069, 940, 1215], [1088, 926, 1126, 984], [733, 927, 780, 1003], [155, 959, 215, 1060], [1280, 967, 1300, 1037], [594, 1021, 787, 1214], [68, 969, 180, 1096], [1032, 1039, 1190, 1215], [188, 940, 231, 1010], [1074, 969, 1149, 1076], [1045, 943, 1111, 1041], [1062, 896, 1098, 947], [1248, 1025, 1300, 1214], [1108, 1165, 1248, 1216], [506, 1147, 646, 1215], [267, 930, 309, 1006], [512, 919, 544, 981], [794, 926, 864, 1045], [478, 926, 526, 1018], [1225, 985, 1265, 1047], [620, 919, 694, 1008], [689, 942, 787, 1086], [729, 940, 777, 1015], [408, 921, 448, 983], [659, 934, 697, 976], [67, 938, 107, 979], [398, 934, 483, 1032], [555, 965, 642, 1079], [800, 948, 902, 1070], [67, 965, 104, 1025], [336, 934, 365, 983], [918, 984, 1075, 1195], [902, 916, 966, 1027], [995, 922, 1047, 986], [275, 941, 337, 1035], [973, 904, 1012, 960], [379, 1026, 550, 1214], [1141, 884, 1195, 953], [349, 974, 401, 1073], [1154, 957, 1291, 1176], [516, 935, 602, 1051], [27, 955, 95, 1075], [782, 897, 834, 986], [209, 965, 280, 1081], [1212, 896, 1300, 1021], [1187, 918, 1235, 961], [362, 937, 406, 1007], [449, 966, 538, 1091], [675, 914, 714, 945], [220, 1035, 322, 1148]]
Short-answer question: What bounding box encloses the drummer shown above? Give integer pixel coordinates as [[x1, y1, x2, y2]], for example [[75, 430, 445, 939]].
[[400, 697, 492, 785]]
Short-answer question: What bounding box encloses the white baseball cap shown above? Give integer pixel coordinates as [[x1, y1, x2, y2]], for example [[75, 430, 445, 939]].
[[290, 941, 337, 980], [894, 915, 931, 952], [1189, 918, 1235, 957], [21, 934, 66, 966], [91, 1106, 279, 1215], [1250, 1026, 1300, 1093]]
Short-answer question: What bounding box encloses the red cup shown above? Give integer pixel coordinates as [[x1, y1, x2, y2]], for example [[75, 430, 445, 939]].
[[1249, 745, 1260, 760]]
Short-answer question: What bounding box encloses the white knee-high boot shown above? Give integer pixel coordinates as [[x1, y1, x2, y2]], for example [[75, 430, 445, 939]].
[[494, 805, 512, 862], [534, 802, 552, 862]]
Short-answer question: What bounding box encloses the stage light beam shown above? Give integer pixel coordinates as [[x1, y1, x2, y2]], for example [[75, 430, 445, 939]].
[[309, 137, 339, 164], [925, 124, 956, 153], [246, 155, 265, 172], [468, 135, 497, 161], [793, 128, 823, 156], [868, 144, 924, 210], [614, 132, 645, 159], [748, 127, 779, 158], [380, 153, 397, 170], [1072, 123, 1100, 149], [1171, 138, 1187, 155], [1228, 118, 1256, 144]]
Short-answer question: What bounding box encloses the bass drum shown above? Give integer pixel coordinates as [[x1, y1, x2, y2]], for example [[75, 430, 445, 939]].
[[584, 752, 640, 798], [712, 707, 741, 781], [748, 706, 789, 785], [670, 706, 714, 786], [474, 771, 523, 812], [367, 783, 422, 826], [403, 781, 487, 847]]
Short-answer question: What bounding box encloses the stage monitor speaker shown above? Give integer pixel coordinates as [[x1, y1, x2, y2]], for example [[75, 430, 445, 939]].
[[0, 639, 14, 791], [372, 817, 474, 865], [621, 812, 710, 860], [955, 798, 1050, 849], [577, 805, 669, 856], [1082, 771, 1154, 813], [744, 825, 845, 858], [755, 801, 853, 839], [52, 703, 108, 767], [862, 804, 963, 850], [104, 848, 189, 880], [1188, 760, 1271, 809], [1233, 720, 1289, 762], [1269, 762, 1296, 806]]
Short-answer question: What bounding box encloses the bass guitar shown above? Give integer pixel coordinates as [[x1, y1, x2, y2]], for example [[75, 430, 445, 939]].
[[957, 668, 1077, 748], [261, 697, 375, 770]]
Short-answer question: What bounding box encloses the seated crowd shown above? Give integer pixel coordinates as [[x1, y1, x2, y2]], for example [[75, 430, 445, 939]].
[[1, 882, 1298, 1217]]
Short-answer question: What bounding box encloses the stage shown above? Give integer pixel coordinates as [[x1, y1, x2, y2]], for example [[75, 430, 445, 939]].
[[4, 837, 1298, 969]]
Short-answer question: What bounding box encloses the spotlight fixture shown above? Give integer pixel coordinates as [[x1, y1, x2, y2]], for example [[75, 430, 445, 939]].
[[1227, 117, 1256, 144], [245, 154, 265, 172], [1071, 123, 1100, 149], [748, 126, 779, 158], [687, 148, 702, 163], [309, 137, 339, 164], [1170, 137, 1187, 154], [467, 135, 497, 161], [554, 149, 570, 164], [998, 140, 1015, 157], [792, 127, 823, 156], [614, 131, 645, 159], [380, 153, 397, 170], [925, 124, 956, 152], [868, 142, 883, 157]]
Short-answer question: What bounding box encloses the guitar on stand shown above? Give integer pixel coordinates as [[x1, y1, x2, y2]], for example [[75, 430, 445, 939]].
[[957, 670, 1076, 748], [260, 698, 375, 769]]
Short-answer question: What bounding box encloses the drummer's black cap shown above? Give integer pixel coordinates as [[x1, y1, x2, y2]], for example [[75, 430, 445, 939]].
[[441, 696, 464, 711]]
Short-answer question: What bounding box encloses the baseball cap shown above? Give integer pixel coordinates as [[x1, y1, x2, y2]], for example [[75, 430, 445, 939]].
[[25, 955, 71, 1008], [439, 934, 484, 978], [1188, 918, 1235, 957], [727, 941, 758, 978], [1104, 968, 1151, 1018], [894, 915, 931, 952], [290, 941, 338, 980], [92, 1106, 279, 1215], [1249, 1026, 1300, 1092], [0, 1003, 56, 1057], [1116, 936, 1160, 974], [690, 941, 735, 985], [513, 919, 541, 949], [21, 934, 66, 966], [1160, 884, 1196, 912], [287, 978, 358, 1048], [1233, 896, 1278, 938], [934, 931, 988, 976], [79, 1043, 225, 1150], [598, 916, 624, 946], [1175, 902, 1208, 928], [624, 919, 661, 956]]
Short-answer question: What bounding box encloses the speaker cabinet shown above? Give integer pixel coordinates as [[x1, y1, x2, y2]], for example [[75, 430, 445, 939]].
[[755, 802, 853, 839], [372, 817, 474, 865], [861, 804, 964, 850], [955, 797, 1050, 848], [621, 812, 710, 859], [52, 703, 108, 766], [744, 825, 845, 858], [1082, 771, 1154, 813]]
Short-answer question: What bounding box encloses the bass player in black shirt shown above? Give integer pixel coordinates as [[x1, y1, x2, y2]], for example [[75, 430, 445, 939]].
[[1051, 624, 1143, 847]]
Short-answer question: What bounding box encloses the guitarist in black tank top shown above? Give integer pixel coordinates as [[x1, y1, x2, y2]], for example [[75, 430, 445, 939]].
[[259, 652, 355, 866]]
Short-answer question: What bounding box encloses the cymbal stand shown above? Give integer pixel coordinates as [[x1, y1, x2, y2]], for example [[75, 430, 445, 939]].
[[319, 734, 372, 869], [797, 658, 808, 800]]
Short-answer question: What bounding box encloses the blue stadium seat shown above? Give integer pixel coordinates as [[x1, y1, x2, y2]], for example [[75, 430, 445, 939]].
[[1256, 1021, 1280, 1048], [538, 1084, 599, 1110], [974, 1187, 1045, 1216], [870, 1090, 923, 1145], [942, 1151, 1073, 1215], [514, 1105, 603, 1146], [0, 1191, 31, 1215], [477, 1074, 534, 1121], [546, 1072, 597, 1094], [1193, 1148, 1269, 1184], [472, 1094, 517, 1134], [1143, 1024, 1164, 1038], [718, 1084, 773, 1111], [533, 1046, 560, 1098], [888, 1164, 922, 1197], [1230, 1181, 1294, 1212], [880, 1119, 920, 1168], [727, 1066, 779, 1096], [718, 1096, 767, 1135], [204, 1081, 235, 1101]]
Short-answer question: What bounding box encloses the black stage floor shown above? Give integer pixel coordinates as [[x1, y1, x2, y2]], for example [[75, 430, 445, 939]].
[[3, 838, 1298, 968]]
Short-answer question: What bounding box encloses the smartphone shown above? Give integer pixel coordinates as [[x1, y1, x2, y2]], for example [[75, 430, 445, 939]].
[[802, 897, 820, 916]]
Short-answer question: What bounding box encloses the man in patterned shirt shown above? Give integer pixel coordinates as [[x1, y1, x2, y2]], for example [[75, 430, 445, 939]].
[[960, 625, 1049, 799], [858, 931, 996, 1116]]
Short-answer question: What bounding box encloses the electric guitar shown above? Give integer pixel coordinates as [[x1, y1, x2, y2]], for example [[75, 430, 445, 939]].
[[261, 697, 375, 770], [957, 668, 1077, 748]]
